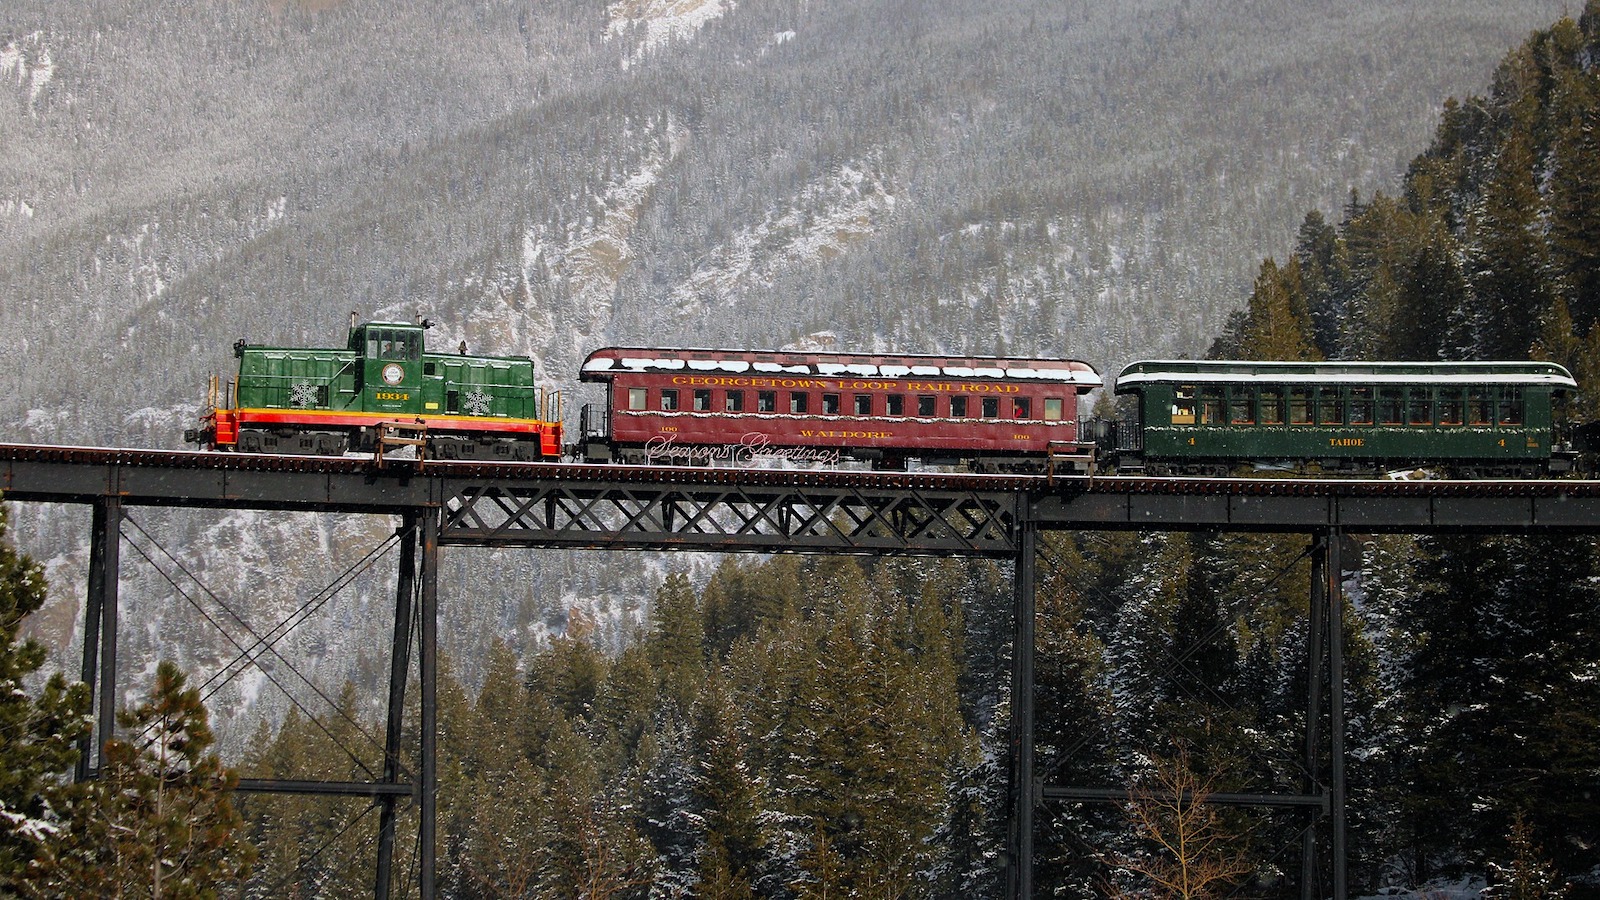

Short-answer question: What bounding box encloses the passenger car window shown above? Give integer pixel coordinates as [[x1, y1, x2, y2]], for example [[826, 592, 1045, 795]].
[[1379, 388, 1404, 425], [1499, 387, 1523, 425], [886, 394, 904, 416], [790, 392, 810, 414], [1408, 388, 1431, 425], [1438, 388, 1462, 425], [1350, 387, 1374, 425], [1318, 388, 1343, 424], [1044, 397, 1064, 421], [1468, 387, 1493, 424], [1229, 389, 1254, 424], [726, 391, 745, 412], [1171, 385, 1196, 422], [1013, 398, 1031, 419], [627, 388, 647, 410], [757, 391, 776, 412], [694, 389, 711, 412], [854, 394, 872, 415], [1259, 388, 1284, 425], [982, 398, 999, 418], [822, 394, 840, 414], [918, 395, 937, 416], [1289, 388, 1312, 424], [950, 396, 968, 417], [660, 389, 679, 411]]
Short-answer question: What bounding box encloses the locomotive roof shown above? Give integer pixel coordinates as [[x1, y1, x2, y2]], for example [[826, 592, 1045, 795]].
[[1115, 359, 1577, 389], [581, 347, 1103, 386]]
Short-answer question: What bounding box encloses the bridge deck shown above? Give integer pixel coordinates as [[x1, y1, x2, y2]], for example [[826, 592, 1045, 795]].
[[3, 444, 1598, 553]]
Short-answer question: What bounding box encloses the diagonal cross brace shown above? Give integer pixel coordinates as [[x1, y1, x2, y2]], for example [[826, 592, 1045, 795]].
[[438, 480, 1020, 556]]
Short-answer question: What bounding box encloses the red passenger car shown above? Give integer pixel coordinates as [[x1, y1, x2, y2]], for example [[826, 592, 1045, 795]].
[[576, 347, 1102, 470]]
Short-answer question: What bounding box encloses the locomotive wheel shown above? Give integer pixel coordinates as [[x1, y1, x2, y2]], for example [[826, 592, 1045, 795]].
[[235, 428, 348, 456]]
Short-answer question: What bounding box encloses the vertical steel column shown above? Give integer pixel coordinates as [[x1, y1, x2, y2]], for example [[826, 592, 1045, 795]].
[[374, 513, 418, 900], [75, 498, 121, 781], [1327, 530, 1347, 900], [1007, 504, 1038, 900], [419, 511, 439, 899], [1302, 531, 1329, 899]]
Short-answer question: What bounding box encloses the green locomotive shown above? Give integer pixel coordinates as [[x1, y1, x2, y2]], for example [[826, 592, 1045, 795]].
[[1110, 360, 1579, 476], [187, 317, 563, 460]]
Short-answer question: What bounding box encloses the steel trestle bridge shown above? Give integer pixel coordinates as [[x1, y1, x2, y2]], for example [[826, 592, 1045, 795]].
[[6, 442, 1600, 900]]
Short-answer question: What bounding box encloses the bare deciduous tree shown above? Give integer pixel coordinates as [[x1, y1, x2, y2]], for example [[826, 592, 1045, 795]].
[[1103, 748, 1254, 900]]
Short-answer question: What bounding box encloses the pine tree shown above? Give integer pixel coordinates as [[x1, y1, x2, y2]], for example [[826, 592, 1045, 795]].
[[1543, 11, 1600, 334], [648, 571, 706, 715], [1031, 533, 1118, 895], [1295, 210, 1352, 358], [689, 672, 771, 894], [1467, 126, 1550, 359], [0, 506, 91, 892], [1238, 258, 1320, 361], [1397, 535, 1600, 884], [542, 711, 656, 897], [33, 660, 254, 899]]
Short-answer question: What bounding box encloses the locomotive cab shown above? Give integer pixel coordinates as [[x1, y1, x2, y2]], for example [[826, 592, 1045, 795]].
[[189, 317, 563, 460], [349, 322, 426, 416]]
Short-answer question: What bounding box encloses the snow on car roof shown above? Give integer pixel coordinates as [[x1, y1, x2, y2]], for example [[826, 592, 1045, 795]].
[[1115, 360, 1577, 389], [581, 347, 1103, 385]]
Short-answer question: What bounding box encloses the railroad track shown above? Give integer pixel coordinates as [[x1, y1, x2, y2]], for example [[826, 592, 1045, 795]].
[[5, 442, 1600, 498]]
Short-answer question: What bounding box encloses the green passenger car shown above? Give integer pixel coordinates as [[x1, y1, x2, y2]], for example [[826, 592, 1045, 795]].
[[193, 320, 563, 460], [1112, 360, 1578, 475]]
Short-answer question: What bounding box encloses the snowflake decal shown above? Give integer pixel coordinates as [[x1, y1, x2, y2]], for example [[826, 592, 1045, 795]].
[[289, 381, 320, 408], [463, 390, 493, 416]]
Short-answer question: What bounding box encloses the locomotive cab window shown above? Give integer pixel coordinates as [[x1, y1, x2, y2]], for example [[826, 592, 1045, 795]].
[[1044, 397, 1064, 421], [693, 389, 712, 412], [627, 387, 647, 411], [1170, 387, 1196, 425], [366, 328, 421, 361], [918, 395, 937, 416], [823, 393, 840, 414], [790, 392, 810, 414], [660, 389, 679, 411]]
